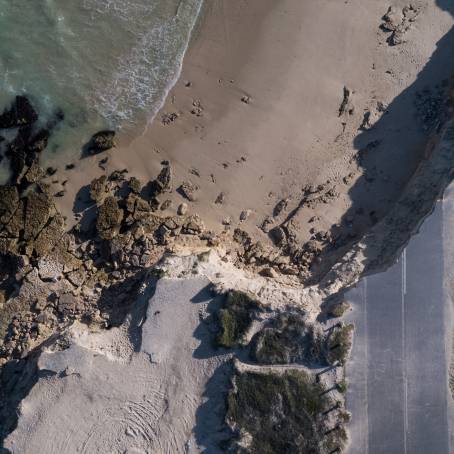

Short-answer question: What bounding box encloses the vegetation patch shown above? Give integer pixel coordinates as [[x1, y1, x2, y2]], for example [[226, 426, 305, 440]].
[[326, 324, 354, 366], [251, 312, 326, 367], [216, 291, 262, 348], [327, 302, 351, 319], [226, 370, 348, 453]]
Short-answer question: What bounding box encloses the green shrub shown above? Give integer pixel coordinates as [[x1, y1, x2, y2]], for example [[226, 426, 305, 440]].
[[336, 380, 348, 394], [254, 330, 289, 364], [226, 370, 347, 453], [328, 302, 351, 318], [327, 324, 354, 365], [216, 291, 261, 348]]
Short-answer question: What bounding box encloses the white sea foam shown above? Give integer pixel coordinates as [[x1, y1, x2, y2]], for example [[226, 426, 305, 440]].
[[0, 0, 203, 155]]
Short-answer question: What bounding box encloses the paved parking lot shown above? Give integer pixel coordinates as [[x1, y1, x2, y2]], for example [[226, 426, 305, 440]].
[[346, 195, 452, 454]]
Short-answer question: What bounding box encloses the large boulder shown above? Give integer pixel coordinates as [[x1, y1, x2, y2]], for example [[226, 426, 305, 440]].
[[145, 163, 172, 198], [0, 186, 19, 225], [32, 214, 66, 257], [23, 192, 53, 241], [89, 175, 109, 205], [96, 196, 123, 240], [86, 130, 116, 155]]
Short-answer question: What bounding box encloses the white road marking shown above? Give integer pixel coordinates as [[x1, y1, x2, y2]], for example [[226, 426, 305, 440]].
[[364, 277, 369, 454], [401, 250, 408, 454]]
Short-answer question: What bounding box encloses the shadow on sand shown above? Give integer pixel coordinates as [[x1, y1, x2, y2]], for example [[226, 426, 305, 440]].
[[303, 0, 454, 285]]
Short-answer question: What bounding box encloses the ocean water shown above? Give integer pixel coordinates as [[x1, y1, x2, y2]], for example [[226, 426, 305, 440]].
[[0, 0, 203, 161]]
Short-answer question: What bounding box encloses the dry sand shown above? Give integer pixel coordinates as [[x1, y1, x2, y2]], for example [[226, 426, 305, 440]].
[[5, 1, 454, 453], [5, 277, 229, 454], [50, 0, 454, 248]]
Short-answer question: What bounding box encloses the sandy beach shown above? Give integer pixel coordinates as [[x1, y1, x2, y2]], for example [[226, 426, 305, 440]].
[[2, 1, 454, 452], [52, 0, 453, 247]]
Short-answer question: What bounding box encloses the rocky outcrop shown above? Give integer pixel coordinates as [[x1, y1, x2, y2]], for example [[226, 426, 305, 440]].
[[0, 96, 38, 129], [23, 192, 53, 242], [89, 175, 109, 205]]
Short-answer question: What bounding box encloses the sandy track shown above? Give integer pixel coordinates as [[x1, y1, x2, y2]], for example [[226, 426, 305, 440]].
[[5, 278, 229, 454]]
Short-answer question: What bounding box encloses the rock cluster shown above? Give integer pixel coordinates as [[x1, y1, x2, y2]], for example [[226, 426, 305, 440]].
[[0, 102, 216, 365], [380, 4, 421, 46], [0, 97, 62, 184], [241, 182, 343, 281]]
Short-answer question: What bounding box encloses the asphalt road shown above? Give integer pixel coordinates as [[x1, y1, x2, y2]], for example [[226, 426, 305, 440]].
[[346, 193, 453, 454]]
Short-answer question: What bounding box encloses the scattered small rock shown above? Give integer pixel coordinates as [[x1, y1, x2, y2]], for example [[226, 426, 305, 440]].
[[160, 199, 172, 211], [240, 210, 251, 222], [260, 267, 277, 278], [161, 112, 179, 125], [178, 180, 199, 202], [177, 203, 188, 216], [215, 192, 225, 204], [339, 86, 354, 117], [190, 100, 203, 116], [381, 4, 421, 46], [128, 177, 142, 194], [273, 198, 289, 217]]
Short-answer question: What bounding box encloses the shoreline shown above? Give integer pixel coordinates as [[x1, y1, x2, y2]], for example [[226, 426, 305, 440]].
[[1, 0, 454, 452]]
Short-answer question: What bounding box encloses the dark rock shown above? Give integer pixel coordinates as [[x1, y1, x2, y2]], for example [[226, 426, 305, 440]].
[[86, 130, 116, 155], [215, 192, 225, 204], [128, 177, 142, 194], [109, 169, 128, 182], [144, 164, 172, 199], [182, 215, 205, 234], [260, 267, 278, 278], [23, 192, 53, 241], [177, 203, 188, 216], [33, 214, 65, 257], [0, 186, 19, 225], [269, 226, 286, 246], [233, 228, 252, 247], [0, 96, 38, 129], [161, 112, 179, 125], [96, 196, 123, 240], [260, 217, 274, 233], [58, 293, 76, 315], [157, 165, 172, 191], [178, 180, 198, 201], [160, 199, 172, 211], [240, 210, 251, 222], [65, 163, 75, 170], [3, 199, 25, 238], [27, 129, 50, 154], [23, 160, 45, 184], [338, 86, 353, 117], [125, 193, 152, 224], [273, 198, 288, 217], [6, 134, 27, 181], [89, 175, 109, 204]]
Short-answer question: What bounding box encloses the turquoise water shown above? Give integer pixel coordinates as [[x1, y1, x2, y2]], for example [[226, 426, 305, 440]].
[[0, 0, 202, 161]]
